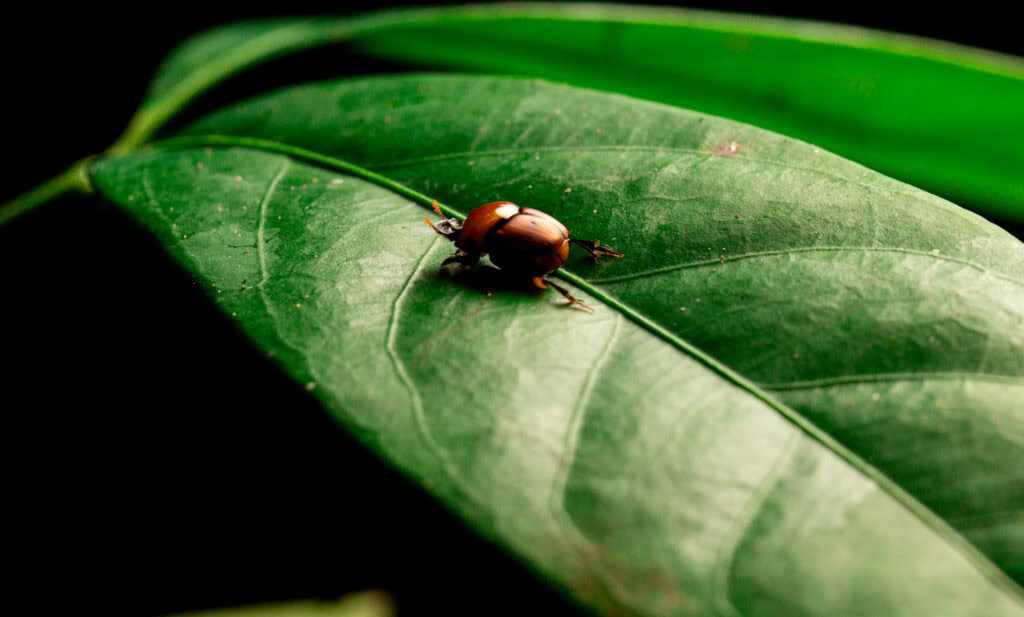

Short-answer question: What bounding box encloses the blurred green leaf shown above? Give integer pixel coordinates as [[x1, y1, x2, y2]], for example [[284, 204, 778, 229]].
[[164, 590, 395, 617], [125, 3, 1024, 221]]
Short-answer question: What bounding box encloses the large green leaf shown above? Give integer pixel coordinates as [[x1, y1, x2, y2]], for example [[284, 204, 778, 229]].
[[121, 4, 1024, 221], [91, 74, 1024, 616]]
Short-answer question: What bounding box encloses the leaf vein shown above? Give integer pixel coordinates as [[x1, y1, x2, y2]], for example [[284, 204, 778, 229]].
[[590, 246, 1024, 287], [762, 371, 1024, 391], [387, 237, 472, 494], [547, 313, 630, 609]]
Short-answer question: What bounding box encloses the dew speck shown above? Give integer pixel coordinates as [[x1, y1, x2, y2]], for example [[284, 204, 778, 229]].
[[871, 392, 881, 401], [295, 303, 302, 310], [679, 307, 688, 313], [331, 178, 343, 185], [305, 382, 316, 392]]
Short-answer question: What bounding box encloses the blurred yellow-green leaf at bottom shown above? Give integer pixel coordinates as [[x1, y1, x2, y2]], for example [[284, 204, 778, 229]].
[[164, 590, 396, 617]]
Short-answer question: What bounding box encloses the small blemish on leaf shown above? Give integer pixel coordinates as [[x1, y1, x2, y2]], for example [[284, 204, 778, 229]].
[[711, 140, 742, 157], [331, 178, 343, 185], [564, 188, 572, 194], [234, 176, 242, 182], [305, 382, 316, 392], [196, 162, 204, 170]]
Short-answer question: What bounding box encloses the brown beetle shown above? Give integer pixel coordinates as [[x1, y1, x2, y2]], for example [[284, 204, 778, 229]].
[[424, 200, 622, 312]]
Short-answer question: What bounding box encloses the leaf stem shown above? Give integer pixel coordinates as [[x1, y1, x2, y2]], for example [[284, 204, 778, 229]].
[[0, 158, 93, 225]]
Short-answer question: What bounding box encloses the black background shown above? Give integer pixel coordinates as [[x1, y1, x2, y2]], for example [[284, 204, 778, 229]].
[[3, 2, 1021, 616]]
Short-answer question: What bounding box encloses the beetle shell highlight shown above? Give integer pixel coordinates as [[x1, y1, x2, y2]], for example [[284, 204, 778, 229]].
[[457, 202, 571, 278]]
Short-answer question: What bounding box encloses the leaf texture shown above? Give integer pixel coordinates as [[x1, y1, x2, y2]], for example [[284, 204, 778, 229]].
[[184, 74, 1024, 582], [91, 75, 1024, 615], [90, 137, 1024, 613]]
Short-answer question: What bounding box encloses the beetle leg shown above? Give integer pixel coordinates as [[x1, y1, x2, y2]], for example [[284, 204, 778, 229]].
[[569, 238, 624, 262], [532, 277, 594, 313], [441, 250, 479, 268]]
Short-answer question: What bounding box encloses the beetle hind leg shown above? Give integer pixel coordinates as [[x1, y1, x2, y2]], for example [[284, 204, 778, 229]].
[[532, 277, 594, 313], [569, 238, 624, 262], [441, 250, 479, 269]]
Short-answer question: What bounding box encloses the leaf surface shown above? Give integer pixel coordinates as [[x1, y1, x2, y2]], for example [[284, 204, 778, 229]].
[[91, 75, 1024, 615]]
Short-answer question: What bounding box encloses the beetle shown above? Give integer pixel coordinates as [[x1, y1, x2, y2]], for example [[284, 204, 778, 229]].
[[424, 200, 622, 312]]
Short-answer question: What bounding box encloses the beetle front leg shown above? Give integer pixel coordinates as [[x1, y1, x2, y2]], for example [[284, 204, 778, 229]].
[[569, 238, 624, 262], [531, 277, 594, 313]]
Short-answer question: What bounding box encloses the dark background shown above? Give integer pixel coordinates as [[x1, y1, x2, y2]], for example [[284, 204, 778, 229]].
[[3, 2, 1021, 616]]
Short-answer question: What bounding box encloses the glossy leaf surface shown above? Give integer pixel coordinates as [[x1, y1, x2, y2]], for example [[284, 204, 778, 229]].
[[90, 75, 1024, 615]]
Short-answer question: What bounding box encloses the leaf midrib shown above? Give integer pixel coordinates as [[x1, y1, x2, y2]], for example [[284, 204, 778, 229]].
[[112, 133, 1023, 597]]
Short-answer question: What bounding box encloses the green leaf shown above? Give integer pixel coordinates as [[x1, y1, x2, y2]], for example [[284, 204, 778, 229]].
[[162, 591, 396, 617], [123, 4, 1024, 221], [91, 74, 1024, 616]]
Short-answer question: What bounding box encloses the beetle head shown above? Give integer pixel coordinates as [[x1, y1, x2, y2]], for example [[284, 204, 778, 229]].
[[423, 200, 462, 242]]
